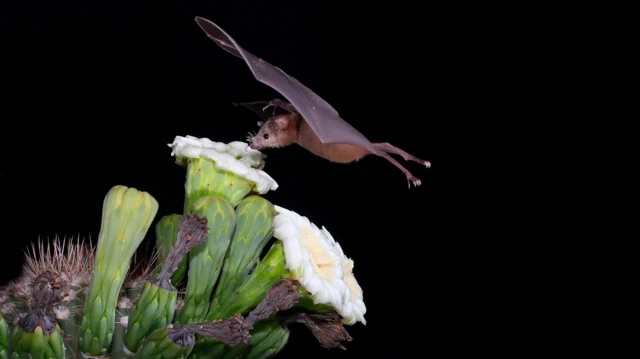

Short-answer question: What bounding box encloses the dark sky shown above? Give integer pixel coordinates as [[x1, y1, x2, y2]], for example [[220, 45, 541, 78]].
[[0, 1, 454, 357]]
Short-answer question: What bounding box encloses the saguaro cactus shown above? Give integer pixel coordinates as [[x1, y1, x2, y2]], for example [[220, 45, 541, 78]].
[[0, 136, 368, 359]]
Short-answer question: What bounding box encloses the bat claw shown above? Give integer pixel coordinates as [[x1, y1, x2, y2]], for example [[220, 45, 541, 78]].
[[407, 176, 422, 188], [424, 161, 431, 168]]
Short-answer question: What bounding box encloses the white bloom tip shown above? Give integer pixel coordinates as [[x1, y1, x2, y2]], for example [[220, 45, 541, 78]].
[[273, 205, 367, 325], [339, 258, 367, 326], [169, 135, 278, 193]]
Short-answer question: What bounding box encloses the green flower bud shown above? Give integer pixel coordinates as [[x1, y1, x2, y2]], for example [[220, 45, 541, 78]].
[[220, 319, 289, 359], [79, 185, 159, 357], [10, 324, 65, 359], [153, 214, 187, 286], [211, 196, 276, 315], [123, 281, 178, 353], [244, 319, 289, 359], [169, 136, 278, 210], [208, 240, 287, 321], [133, 326, 194, 359], [176, 196, 236, 324]]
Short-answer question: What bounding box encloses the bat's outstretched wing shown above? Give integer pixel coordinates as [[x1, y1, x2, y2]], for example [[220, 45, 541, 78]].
[[233, 101, 275, 120], [194, 16, 377, 154], [234, 100, 297, 120]]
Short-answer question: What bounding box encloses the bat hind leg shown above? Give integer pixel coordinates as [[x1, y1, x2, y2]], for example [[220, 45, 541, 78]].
[[373, 142, 431, 168], [376, 152, 422, 188]]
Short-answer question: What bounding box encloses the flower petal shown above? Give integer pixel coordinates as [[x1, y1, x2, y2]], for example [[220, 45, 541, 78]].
[[169, 135, 278, 193], [273, 206, 348, 312]]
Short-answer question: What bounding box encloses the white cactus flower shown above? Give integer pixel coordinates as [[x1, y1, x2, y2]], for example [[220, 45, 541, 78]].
[[168, 135, 278, 194], [273, 205, 366, 325], [339, 257, 367, 325], [319, 226, 367, 325]]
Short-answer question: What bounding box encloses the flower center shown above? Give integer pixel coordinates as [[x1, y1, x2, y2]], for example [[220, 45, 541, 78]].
[[299, 225, 338, 282]]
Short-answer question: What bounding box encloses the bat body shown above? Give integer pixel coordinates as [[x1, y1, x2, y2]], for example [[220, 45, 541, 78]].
[[194, 16, 430, 188], [238, 100, 370, 163]]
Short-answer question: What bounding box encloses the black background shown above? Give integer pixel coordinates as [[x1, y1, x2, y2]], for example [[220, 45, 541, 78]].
[[0, 1, 464, 357]]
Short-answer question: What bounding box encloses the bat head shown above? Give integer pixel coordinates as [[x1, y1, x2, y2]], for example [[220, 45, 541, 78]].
[[248, 115, 296, 150]]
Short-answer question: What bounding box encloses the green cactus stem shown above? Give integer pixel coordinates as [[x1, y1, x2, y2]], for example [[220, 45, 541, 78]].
[[123, 281, 178, 354], [243, 319, 290, 359], [293, 295, 336, 314], [56, 295, 83, 358], [10, 271, 67, 359], [112, 249, 157, 359], [9, 271, 66, 358], [182, 157, 257, 212], [110, 296, 132, 359], [153, 214, 187, 286], [10, 323, 65, 359], [176, 196, 236, 324], [135, 315, 251, 359], [0, 313, 9, 359], [208, 240, 288, 321], [212, 196, 276, 312], [124, 215, 209, 353], [79, 185, 159, 357], [187, 339, 226, 359], [193, 270, 295, 358], [10, 238, 94, 359], [132, 325, 195, 359], [218, 318, 290, 359]]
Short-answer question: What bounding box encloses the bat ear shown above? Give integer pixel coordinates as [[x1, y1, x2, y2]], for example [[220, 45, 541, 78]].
[[274, 116, 290, 130], [267, 120, 279, 132]]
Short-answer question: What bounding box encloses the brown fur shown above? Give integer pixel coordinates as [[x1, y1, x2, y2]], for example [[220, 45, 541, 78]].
[[252, 114, 369, 163], [296, 117, 369, 163], [249, 111, 428, 188]]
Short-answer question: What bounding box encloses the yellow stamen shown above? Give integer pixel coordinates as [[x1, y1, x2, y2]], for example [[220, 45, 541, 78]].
[[343, 259, 359, 299], [299, 225, 338, 283]]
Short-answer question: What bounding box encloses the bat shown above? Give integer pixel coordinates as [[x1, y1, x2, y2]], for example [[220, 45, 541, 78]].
[[194, 16, 430, 188]]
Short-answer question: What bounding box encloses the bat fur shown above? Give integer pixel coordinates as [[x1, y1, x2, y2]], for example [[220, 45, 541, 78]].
[[194, 17, 430, 188]]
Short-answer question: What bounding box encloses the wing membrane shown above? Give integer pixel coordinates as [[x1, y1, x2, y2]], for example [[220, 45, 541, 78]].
[[194, 17, 375, 153]]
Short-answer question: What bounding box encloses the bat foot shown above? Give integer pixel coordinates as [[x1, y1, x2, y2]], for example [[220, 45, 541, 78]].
[[373, 142, 431, 169], [407, 176, 422, 188]]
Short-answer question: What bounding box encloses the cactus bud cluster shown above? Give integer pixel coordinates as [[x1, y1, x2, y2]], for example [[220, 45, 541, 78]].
[[0, 137, 365, 358]]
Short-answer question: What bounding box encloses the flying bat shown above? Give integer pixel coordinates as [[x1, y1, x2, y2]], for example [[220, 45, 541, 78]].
[[194, 16, 430, 188]]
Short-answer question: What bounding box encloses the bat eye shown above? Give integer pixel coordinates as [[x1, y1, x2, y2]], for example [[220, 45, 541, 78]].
[[263, 134, 269, 140]]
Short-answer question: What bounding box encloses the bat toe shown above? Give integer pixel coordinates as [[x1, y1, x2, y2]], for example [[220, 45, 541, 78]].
[[408, 176, 422, 188]]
